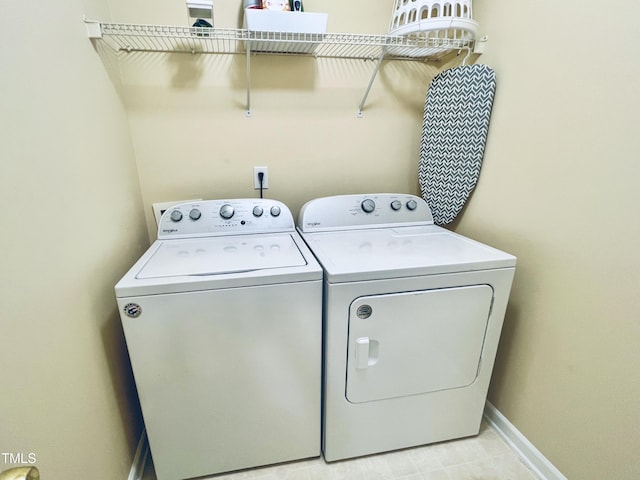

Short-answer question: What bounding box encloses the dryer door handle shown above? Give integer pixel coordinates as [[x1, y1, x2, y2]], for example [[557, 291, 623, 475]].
[[355, 337, 379, 369]]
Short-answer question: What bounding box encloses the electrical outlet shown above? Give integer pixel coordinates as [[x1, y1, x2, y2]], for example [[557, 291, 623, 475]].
[[152, 199, 202, 226], [254, 166, 269, 190]]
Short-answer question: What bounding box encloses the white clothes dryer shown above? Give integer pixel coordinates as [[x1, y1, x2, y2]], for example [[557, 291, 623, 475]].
[[116, 199, 322, 480], [297, 193, 516, 462]]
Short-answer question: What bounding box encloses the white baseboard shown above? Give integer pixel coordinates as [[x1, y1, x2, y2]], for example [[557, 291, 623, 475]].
[[128, 429, 149, 480], [484, 402, 567, 480]]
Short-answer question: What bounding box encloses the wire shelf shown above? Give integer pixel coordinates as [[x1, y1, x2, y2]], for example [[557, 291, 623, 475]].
[[85, 20, 480, 115], [92, 22, 474, 60]]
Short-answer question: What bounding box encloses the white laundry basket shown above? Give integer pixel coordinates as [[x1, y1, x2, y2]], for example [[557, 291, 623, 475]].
[[388, 0, 478, 40]]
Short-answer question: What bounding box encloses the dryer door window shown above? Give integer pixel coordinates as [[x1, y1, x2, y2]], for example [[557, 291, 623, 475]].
[[346, 285, 493, 403]]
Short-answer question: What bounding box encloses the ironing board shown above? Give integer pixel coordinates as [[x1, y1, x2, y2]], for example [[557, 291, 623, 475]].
[[418, 64, 496, 225]]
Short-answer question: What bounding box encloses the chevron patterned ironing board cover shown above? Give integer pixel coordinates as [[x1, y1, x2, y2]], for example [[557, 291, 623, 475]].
[[419, 64, 496, 225]]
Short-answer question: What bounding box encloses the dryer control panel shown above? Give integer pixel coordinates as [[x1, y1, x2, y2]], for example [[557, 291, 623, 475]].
[[297, 193, 434, 232], [158, 199, 295, 239]]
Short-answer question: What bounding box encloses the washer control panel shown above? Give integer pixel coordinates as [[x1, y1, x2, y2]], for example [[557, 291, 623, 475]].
[[297, 193, 434, 232], [158, 199, 294, 239]]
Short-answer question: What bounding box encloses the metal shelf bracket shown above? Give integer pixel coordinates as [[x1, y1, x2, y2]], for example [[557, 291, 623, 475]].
[[357, 53, 386, 118], [84, 16, 102, 39], [246, 43, 252, 117]]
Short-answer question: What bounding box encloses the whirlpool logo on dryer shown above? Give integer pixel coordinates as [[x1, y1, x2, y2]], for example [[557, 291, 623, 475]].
[[162, 228, 178, 234]]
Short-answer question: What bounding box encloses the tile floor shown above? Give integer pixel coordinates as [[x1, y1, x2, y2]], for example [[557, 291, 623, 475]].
[[142, 422, 539, 480]]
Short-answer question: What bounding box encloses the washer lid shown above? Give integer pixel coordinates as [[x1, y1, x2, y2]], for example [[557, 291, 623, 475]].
[[300, 225, 516, 282], [136, 233, 307, 279]]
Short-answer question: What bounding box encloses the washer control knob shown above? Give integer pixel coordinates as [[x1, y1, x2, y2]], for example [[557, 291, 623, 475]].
[[219, 204, 235, 219], [390, 200, 402, 211], [406, 199, 418, 211], [169, 210, 183, 222], [270, 205, 281, 217], [253, 206, 264, 217], [361, 199, 376, 213], [189, 208, 201, 221]]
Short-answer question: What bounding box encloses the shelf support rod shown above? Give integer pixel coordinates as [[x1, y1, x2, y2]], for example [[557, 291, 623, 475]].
[[246, 42, 252, 117], [357, 52, 386, 118]]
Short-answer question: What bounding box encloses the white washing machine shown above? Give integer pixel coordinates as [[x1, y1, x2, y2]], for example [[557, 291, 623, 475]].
[[115, 199, 322, 480], [296, 193, 516, 462]]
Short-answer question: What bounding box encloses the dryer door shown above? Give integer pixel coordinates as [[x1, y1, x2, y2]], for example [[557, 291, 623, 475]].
[[346, 285, 493, 403]]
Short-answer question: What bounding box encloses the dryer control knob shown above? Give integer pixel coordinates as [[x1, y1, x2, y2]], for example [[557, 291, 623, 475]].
[[253, 206, 264, 217], [270, 206, 281, 217], [390, 200, 402, 211], [406, 199, 418, 210], [170, 210, 183, 222], [219, 204, 235, 219], [189, 208, 202, 221], [361, 199, 376, 213]]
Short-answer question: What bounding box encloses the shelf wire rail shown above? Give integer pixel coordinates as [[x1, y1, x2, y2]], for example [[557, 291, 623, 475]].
[[86, 21, 476, 115], [91, 22, 473, 59]]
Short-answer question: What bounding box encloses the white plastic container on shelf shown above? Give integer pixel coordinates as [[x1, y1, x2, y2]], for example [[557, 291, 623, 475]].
[[244, 9, 327, 35], [388, 0, 478, 40], [243, 9, 328, 54]]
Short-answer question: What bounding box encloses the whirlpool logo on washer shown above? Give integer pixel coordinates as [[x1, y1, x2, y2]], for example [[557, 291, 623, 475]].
[[123, 303, 142, 318]]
